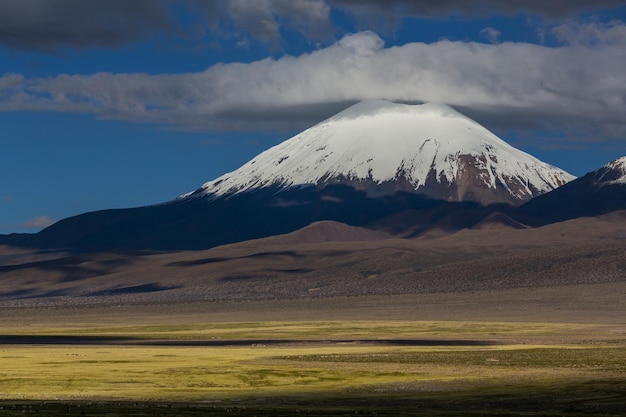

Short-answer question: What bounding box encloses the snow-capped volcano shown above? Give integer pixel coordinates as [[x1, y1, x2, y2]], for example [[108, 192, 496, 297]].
[[191, 100, 573, 205]]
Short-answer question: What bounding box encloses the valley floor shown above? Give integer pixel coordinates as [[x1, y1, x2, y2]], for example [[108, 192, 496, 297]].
[[2, 281, 626, 325], [1, 213, 626, 415], [1, 285, 626, 416]]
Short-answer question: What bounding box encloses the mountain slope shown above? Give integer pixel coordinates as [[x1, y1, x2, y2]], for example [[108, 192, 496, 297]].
[[2, 212, 626, 304], [189, 100, 574, 205], [0, 101, 578, 252], [2, 185, 458, 251], [514, 156, 626, 225]]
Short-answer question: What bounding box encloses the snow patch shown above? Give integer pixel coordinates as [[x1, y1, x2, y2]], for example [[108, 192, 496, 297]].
[[596, 156, 626, 184]]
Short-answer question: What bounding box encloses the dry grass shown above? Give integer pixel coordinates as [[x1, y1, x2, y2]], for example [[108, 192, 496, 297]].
[[0, 320, 625, 407]]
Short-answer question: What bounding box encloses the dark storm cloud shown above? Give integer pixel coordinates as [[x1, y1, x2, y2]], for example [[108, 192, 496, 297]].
[[0, 0, 174, 51], [0, 0, 334, 52], [331, 0, 626, 18], [2, 0, 622, 53], [220, 0, 333, 46]]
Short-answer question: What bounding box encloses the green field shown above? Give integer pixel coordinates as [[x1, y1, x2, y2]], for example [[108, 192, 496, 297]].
[[1, 320, 625, 416]]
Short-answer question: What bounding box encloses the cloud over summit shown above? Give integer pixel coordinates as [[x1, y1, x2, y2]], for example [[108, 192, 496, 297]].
[[1, 1, 625, 145], [2, 28, 626, 141]]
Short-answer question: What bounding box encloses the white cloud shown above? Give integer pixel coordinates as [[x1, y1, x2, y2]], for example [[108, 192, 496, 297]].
[[480, 27, 501, 44], [1, 27, 626, 139], [551, 19, 626, 46], [18, 215, 56, 229]]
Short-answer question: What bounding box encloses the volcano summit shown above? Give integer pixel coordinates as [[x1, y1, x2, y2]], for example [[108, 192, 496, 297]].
[[2, 101, 577, 251], [189, 100, 573, 206]]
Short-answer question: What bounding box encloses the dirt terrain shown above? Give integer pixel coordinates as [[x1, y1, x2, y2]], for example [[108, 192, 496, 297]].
[[1, 211, 625, 326]]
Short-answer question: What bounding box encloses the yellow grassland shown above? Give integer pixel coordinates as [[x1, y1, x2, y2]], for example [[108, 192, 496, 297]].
[[0, 320, 625, 402]]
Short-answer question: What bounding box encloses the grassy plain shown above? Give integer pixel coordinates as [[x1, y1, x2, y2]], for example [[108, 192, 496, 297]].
[[1, 320, 625, 415]]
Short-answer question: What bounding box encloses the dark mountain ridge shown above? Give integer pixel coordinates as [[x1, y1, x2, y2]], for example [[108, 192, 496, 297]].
[[514, 156, 626, 226], [0, 185, 507, 251]]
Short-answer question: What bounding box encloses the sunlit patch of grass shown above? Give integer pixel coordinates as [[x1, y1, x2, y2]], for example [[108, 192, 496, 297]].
[[0, 344, 623, 400], [0, 320, 624, 415], [1, 320, 599, 341]]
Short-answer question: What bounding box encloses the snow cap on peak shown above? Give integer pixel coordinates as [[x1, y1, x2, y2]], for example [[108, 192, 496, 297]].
[[330, 100, 462, 122], [190, 100, 574, 205], [606, 156, 626, 168], [595, 156, 626, 184]]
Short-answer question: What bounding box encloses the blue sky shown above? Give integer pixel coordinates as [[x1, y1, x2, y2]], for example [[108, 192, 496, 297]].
[[2, 0, 626, 233]]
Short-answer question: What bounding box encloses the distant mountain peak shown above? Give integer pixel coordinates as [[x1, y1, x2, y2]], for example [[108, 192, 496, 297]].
[[189, 100, 574, 205], [514, 155, 626, 226], [593, 156, 626, 184]]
